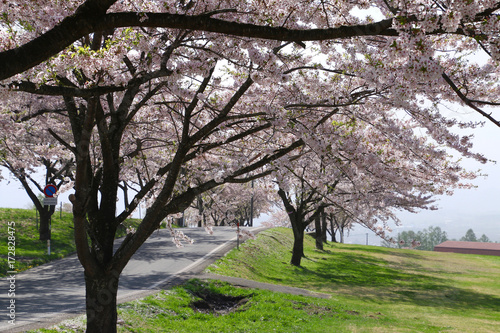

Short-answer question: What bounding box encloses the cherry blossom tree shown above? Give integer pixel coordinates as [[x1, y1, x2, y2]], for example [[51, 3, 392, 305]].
[[330, 210, 351, 243], [0, 110, 74, 240], [1, 23, 311, 331], [0, 159, 73, 240], [1, 1, 498, 332], [272, 103, 481, 265]]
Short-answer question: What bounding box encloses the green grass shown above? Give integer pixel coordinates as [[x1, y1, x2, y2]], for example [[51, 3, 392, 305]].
[[206, 227, 500, 332], [0, 208, 141, 276], [118, 279, 359, 333], [37, 279, 368, 333], [34, 227, 500, 332]]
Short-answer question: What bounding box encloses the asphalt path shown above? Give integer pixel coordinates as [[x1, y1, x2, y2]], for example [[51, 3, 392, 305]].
[[0, 226, 258, 332]]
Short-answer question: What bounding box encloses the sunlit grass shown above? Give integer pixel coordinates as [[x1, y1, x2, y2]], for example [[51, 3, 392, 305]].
[[36, 279, 385, 333], [0, 208, 76, 275], [207, 227, 500, 332]]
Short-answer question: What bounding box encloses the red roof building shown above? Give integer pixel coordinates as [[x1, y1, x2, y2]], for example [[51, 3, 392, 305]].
[[434, 241, 500, 256]]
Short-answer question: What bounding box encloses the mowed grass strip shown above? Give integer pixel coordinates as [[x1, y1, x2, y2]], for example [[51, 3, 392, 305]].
[[37, 279, 380, 333], [117, 279, 364, 333]]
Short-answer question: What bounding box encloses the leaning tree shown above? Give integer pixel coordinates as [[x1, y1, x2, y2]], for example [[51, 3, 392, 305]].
[[1, 20, 313, 331]]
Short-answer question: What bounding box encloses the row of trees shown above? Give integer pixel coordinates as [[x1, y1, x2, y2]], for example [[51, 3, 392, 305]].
[[382, 227, 494, 251], [382, 226, 449, 250], [2, 1, 500, 332]]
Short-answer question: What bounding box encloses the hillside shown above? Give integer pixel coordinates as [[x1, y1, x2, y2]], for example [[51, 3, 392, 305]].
[[206, 227, 500, 332]]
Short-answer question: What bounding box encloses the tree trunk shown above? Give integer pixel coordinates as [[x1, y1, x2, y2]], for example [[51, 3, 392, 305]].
[[330, 214, 337, 243], [291, 223, 305, 266], [314, 213, 323, 250], [39, 206, 55, 241], [85, 270, 120, 333], [197, 195, 203, 228], [321, 211, 328, 244]]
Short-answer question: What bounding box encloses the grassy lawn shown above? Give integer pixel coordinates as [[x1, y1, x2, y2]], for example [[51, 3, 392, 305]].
[[33, 227, 500, 332], [0, 208, 141, 276], [206, 227, 500, 332], [119, 279, 358, 333]]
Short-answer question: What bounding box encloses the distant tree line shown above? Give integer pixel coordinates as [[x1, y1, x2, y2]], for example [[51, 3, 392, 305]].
[[382, 227, 494, 251], [459, 229, 491, 243]]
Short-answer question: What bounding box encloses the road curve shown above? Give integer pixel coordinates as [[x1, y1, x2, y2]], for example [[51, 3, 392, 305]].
[[0, 226, 261, 332]]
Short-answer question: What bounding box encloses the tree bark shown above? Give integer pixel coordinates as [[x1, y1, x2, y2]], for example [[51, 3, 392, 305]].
[[85, 270, 120, 333], [321, 211, 328, 244], [38, 206, 54, 241], [277, 187, 306, 266], [290, 224, 305, 266], [314, 213, 323, 250], [330, 214, 337, 243], [197, 195, 203, 228]]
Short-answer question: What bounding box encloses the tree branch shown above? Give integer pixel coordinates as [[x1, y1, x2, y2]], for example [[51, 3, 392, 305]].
[[0, 11, 395, 81], [442, 72, 500, 127], [10, 81, 126, 97]]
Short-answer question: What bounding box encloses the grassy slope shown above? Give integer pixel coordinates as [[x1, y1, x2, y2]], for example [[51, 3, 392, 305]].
[[0, 208, 76, 274], [206, 227, 500, 333], [36, 227, 500, 333], [0, 208, 141, 276]]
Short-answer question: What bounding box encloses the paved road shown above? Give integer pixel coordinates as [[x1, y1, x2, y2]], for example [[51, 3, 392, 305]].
[[0, 227, 257, 332]]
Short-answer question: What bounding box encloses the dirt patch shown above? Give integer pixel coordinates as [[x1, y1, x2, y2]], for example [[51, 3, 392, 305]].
[[289, 300, 337, 317], [190, 290, 250, 315], [346, 310, 360, 316]]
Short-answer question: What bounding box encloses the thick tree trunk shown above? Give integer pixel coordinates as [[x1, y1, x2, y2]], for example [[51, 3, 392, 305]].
[[291, 223, 305, 266], [39, 213, 51, 241], [314, 213, 323, 250], [85, 270, 120, 333], [276, 187, 305, 266]]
